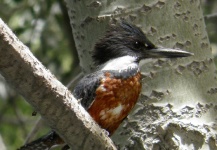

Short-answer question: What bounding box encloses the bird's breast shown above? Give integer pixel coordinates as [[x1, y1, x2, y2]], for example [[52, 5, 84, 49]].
[[87, 71, 142, 135]]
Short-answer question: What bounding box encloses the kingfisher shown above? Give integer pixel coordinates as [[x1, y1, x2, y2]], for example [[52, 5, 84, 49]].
[[19, 21, 193, 150]]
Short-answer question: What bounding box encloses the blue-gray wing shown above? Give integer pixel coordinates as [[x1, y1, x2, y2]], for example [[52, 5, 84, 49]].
[[72, 71, 104, 109]]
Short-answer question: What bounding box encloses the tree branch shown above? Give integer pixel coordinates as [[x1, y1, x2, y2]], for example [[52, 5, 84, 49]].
[[0, 135, 6, 150], [204, 13, 217, 20], [0, 18, 116, 150]]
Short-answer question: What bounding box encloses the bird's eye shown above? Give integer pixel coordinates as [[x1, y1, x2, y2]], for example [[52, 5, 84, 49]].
[[134, 41, 144, 50]]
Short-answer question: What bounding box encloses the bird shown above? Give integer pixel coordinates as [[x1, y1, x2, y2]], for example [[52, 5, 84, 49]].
[[18, 21, 193, 150]]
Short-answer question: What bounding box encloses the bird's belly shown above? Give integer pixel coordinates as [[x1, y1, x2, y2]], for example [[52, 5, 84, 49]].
[[88, 72, 141, 135]]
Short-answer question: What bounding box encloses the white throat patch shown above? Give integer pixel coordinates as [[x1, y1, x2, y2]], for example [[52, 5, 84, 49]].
[[100, 56, 138, 71]]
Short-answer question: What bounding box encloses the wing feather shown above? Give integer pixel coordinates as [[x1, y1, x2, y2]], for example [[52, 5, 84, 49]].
[[73, 71, 104, 109]]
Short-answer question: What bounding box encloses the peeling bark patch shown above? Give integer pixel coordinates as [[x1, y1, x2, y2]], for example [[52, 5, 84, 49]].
[[87, 1, 102, 8], [129, 15, 137, 22], [150, 90, 166, 99], [157, 59, 167, 67], [174, 2, 181, 9], [174, 11, 191, 22], [201, 42, 209, 49], [174, 42, 184, 49], [114, 7, 126, 15], [194, 32, 201, 37], [158, 35, 171, 43], [190, 0, 200, 5], [174, 41, 191, 49], [116, 101, 217, 149], [174, 13, 181, 19], [195, 103, 213, 118], [175, 65, 186, 75], [68, 9, 76, 24], [158, 34, 177, 43], [80, 34, 85, 40], [154, 1, 165, 9], [187, 59, 211, 76], [185, 40, 191, 46], [140, 4, 152, 13], [81, 16, 94, 27], [74, 31, 84, 40], [207, 88, 217, 95], [152, 59, 170, 68], [166, 122, 205, 149], [141, 90, 169, 103], [147, 27, 157, 36], [180, 106, 194, 118], [193, 24, 198, 31], [183, 15, 189, 22], [140, 95, 151, 102], [141, 71, 156, 80], [172, 33, 177, 38], [201, 36, 208, 41]]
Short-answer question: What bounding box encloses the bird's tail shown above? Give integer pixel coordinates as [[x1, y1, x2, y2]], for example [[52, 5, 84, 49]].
[[18, 131, 66, 150]]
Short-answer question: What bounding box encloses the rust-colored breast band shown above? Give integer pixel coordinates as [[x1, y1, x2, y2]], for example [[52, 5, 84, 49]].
[[88, 72, 142, 135]]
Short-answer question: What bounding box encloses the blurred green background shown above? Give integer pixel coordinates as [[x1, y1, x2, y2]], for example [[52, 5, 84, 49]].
[[0, 0, 216, 149]]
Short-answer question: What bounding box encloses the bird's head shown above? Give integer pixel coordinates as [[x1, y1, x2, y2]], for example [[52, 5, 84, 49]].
[[93, 21, 193, 65]]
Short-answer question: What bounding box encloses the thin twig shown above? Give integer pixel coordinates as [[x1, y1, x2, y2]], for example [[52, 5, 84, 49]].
[[24, 117, 44, 144], [204, 13, 217, 20], [66, 72, 83, 88]]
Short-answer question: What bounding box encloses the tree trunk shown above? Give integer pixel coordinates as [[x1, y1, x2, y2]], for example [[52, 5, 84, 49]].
[[65, 0, 217, 149]]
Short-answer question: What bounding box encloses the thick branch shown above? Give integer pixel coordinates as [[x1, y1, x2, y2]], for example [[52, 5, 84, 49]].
[[0, 18, 116, 150]]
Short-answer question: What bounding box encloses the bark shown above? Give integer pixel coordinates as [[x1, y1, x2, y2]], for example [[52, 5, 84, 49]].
[[0, 18, 116, 150], [0, 135, 6, 150], [65, 0, 217, 149]]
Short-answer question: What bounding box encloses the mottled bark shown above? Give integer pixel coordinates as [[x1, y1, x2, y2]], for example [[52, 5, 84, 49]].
[[65, 0, 217, 149]]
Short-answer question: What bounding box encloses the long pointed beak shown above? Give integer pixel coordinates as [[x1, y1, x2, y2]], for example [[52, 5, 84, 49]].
[[146, 47, 194, 58]]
